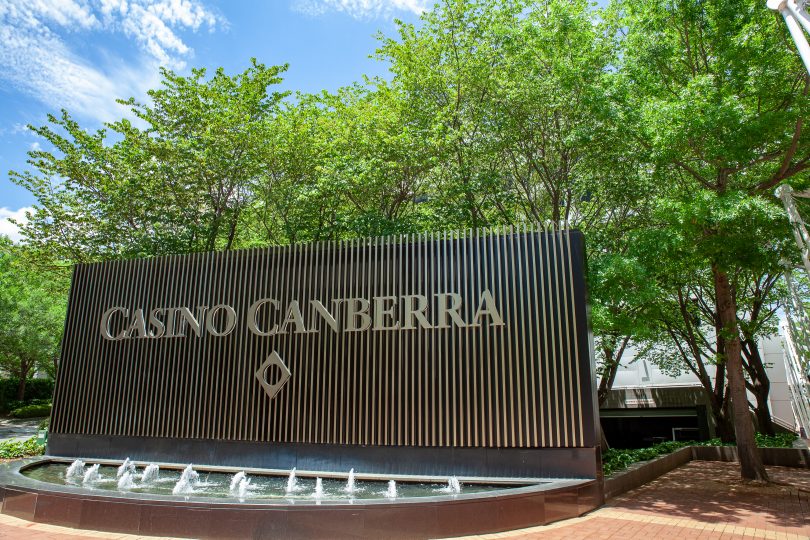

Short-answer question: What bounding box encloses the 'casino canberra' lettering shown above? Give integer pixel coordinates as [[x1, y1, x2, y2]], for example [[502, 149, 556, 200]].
[[100, 290, 505, 341]]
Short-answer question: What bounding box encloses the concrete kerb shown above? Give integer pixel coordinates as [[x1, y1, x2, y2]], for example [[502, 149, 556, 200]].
[[604, 445, 810, 500]]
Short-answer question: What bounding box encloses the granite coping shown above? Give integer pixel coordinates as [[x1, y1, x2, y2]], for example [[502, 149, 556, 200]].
[[3, 456, 590, 507]]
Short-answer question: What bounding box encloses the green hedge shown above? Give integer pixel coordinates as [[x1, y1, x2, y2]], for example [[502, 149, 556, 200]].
[[757, 432, 798, 447], [0, 379, 54, 413], [603, 433, 798, 476], [603, 441, 691, 476], [10, 402, 51, 418], [694, 432, 798, 449], [0, 437, 45, 459]]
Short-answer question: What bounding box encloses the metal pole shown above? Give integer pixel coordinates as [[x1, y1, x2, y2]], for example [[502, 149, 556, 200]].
[[768, 0, 810, 74], [776, 184, 810, 279]]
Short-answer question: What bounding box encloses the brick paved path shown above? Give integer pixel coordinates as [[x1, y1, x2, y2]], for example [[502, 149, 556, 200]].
[[0, 460, 806, 539], [481, 461, 810, 540]]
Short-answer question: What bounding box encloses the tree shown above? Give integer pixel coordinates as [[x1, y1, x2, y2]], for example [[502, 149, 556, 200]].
[[639, 264, 736, 442], [377, 0, 517, 229], [317, 82, 436, 237], [588, 234, 659, 407], [11, 59, 288, 262], [738, 271, 783, 436], [377, 0, 631, 230], [250, 94, 344, 244], [609, 0, 810, 481], [0, 237, 67, 399]]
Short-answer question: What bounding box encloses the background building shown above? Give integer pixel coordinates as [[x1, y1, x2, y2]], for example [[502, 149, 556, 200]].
[[600, 335, 796, 448]]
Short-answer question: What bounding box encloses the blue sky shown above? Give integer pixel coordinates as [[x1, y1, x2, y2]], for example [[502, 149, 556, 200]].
[[0, 0, 426, 241]]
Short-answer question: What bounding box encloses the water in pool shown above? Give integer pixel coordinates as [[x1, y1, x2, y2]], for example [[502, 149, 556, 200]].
[[23, 461, 521, 501]]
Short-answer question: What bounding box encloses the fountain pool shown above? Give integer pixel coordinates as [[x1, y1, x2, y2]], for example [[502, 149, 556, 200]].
[[22, 461, 520, 501], [0, 456, 599, 539]]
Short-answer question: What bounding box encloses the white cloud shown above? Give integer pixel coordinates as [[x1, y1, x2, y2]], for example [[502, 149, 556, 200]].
[[0, 207, 33, 243], [103, 0, 222, 69], [0, 124, 31, 137], [292, 0, 429, 19], [0, 0, 223, 123], [0, 19, 161, 123], [20, 0, 100, 29]]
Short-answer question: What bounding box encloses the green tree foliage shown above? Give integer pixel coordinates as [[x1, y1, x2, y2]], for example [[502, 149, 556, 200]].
[[319, 83, 436, 237], [0, 237, 67, 399], [253, 83, 436, 242], [11, 59, 288, 261], [250, 94, 340, 244], [376, 0, 632, 229]]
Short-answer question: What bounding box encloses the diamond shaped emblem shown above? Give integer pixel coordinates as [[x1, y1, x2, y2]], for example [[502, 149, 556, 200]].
[[255, 351, 291, 400]]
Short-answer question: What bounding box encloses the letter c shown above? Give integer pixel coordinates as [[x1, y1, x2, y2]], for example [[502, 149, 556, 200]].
[[100, 307, 128, 340], [247, 298, 280, 336]]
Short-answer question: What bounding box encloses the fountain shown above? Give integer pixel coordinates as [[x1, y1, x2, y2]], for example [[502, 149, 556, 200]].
[[236, 477, 251, 500], [229, 471, 246, 495], [385, 480, 397, 499], [117, 471, 135, 490], [117, 458, 136, 478], [141, 464, 159, 485], [172, 465, 199, 495], [82, 464, 100, 485], [24, 464, 517, 500], [444, 476, 461, 494], [64, 459, 84, 482], [313, 478, 324, 499], [285, 468, 298, 494], [344, 468, 356, 494], [12, 459, 574, 537]]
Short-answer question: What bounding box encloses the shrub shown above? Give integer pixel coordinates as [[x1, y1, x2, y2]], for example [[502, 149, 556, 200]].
[[6, 398, 51, 412], [603, 431, 800, 476], [756, 432, 797, 448], [38, 417, 49, 430], [603, 440, 692, 476], [0, 437, 45, 459], [694, 432, 798, 448], [0, 379, 54, 413], [9, 402, 51, 418]]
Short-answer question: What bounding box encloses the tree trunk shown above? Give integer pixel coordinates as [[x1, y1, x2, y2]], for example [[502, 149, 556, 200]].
[[597, 363, 617, 407], [16, 376, 26, 402], [597, 337, 629, 407], [742, 339, 775, 436], [752, 383, 776, 436], [711, 398, 735, 443], [713, 265, 768, 481], [705, 358, 734, 442]]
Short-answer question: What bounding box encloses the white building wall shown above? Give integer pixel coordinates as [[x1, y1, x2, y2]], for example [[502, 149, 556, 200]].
[[761, 335, 796, 430], [607, 335, 797, 430], [612, 346, 706, 389]]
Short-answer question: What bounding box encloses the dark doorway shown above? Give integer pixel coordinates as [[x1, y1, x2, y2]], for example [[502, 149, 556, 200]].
[[600, 408, 707, 448]]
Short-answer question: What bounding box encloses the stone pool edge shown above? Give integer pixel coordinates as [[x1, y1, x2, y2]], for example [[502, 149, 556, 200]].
[[0, 456, 601, 539]]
